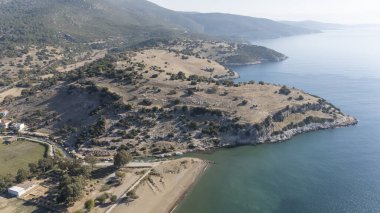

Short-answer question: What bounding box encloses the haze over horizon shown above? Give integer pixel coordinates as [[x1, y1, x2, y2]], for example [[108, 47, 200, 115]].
[[148, 0, 380, 25]]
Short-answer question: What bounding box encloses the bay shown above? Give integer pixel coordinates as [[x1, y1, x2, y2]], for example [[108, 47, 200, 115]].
[[175, 27, 380, 213]]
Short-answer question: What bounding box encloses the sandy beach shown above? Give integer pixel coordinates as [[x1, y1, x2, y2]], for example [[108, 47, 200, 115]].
[[111, 158, 208, 213]]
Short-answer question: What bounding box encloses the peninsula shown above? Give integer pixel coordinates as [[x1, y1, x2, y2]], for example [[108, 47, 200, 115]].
[[0, 0, 357, 212], [0, 39, 356, 212]]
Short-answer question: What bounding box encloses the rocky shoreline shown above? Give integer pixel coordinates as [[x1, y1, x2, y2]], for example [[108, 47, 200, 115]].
[[263, 115, 357, 143], [216, 115, 357, 148]]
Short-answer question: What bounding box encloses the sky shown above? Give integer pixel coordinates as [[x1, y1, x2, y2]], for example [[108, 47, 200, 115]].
[[148, 0, 380, 24]]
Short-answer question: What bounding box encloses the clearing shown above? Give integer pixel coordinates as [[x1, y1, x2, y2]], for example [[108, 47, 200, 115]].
[[0, 139, 47, 176]]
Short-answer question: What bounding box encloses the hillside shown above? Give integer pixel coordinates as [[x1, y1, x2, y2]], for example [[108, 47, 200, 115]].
[[280, 21, 346, 31], [1, 46, 357, 157], [183, 13, 319, 40], [0, 0, 317, 49], [133, 39, 287, 66]]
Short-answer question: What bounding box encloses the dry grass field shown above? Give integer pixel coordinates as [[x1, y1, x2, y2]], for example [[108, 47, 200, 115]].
[[0, 139, 47, 176]]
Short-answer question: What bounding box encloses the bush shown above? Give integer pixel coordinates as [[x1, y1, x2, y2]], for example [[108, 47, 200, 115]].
[[110, 195, 117, 203], [279, 86, 291, 95], [240, 100, 248, 106], [85, 199, 95, 211], [127, 190, 139, 199], [96, 193, 109, 204], [173, 99, 180, 105], [100, 184, 111, 192], [115, 171, 126, 180], [296, 95, 304, 101], [139, 99, 153, 106]]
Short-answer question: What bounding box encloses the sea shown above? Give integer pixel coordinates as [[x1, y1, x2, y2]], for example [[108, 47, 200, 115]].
[[175, 27, 380, 213]]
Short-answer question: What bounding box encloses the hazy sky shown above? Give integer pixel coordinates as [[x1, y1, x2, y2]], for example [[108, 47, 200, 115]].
[[148, 0, 380, 24]]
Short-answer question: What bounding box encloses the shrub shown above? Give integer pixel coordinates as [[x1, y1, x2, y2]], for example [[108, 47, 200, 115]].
[[85, 199, 95, 211], [127, 190, 139, 199], [296, 95, 304, 101], [173, 99, 180, 105], [96, 193, 109, 204], [279, 86, 291, 95], [115, 171, 126, 180], [100, 184, 111, 192], [139, 99, 152, 106], [240, 100, 248, 106], [110, 195, 117, 203]]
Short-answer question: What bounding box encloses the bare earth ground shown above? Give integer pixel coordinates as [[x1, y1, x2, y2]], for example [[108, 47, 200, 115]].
[[130, 49, 230, 78], [0, 87, 23, 102], [56, 50, 107, 72], [111, 158, 207, 213], [69, 168, 144, 213], [0, 196, 46, 213]]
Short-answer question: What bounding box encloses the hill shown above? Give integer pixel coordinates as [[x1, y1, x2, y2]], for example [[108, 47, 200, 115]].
[[0, 0, 317, 49], [280, 20, 346, 31], [1, 47, 357, 156], [182, 13, 319, 40]]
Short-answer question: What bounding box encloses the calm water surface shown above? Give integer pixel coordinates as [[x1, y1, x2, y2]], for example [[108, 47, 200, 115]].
[[175, 28, 380, 213]]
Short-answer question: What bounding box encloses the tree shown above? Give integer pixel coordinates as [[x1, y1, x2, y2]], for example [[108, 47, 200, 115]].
[[2, 95, 14, 104], [115, 171, 125, 181], [85, 156, 98, 171], [0, 174, 14, 193], [16, 168, 29, 183], [38, 157, 55, 172], [57, 175, 86, 204], [58, 159, 90, 178], [114, 150, 132, 168], [28, 162, 39, 174], [85, 199, 95, 211]]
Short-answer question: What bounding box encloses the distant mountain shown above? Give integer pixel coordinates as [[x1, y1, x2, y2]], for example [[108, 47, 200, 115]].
[[182, 13, 319, 40], [0, 0, 318, 48], [280, 21, 346, 31]]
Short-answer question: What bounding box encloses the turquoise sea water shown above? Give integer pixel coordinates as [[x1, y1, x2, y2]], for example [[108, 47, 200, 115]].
[[175, 28, 380, 213]]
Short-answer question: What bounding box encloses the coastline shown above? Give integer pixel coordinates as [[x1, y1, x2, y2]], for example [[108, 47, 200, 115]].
[[213, 70, 240, 81], [168, 161, 209, 213], [110, 158, 209, 213]]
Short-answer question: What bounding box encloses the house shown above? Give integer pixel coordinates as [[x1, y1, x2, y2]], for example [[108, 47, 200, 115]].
[[8, 182, 36, 197], [174, 152, 184, 156], [10, 123, 26, 132]]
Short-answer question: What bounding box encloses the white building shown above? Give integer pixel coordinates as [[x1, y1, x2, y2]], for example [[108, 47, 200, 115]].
[[8, 182, 36, 197], [10, 123, 26, 132]]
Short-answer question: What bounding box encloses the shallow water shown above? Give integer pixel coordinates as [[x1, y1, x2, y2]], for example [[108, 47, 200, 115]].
[[175, 27, 380, 213]]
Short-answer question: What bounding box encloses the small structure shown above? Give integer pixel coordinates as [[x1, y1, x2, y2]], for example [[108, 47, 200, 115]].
[[10, 123, 26, 132], [8, 182, 36, 197], [174, 152, 184, 156]]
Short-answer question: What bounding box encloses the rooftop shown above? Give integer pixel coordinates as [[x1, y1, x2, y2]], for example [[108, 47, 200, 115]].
[[8, 186, 25, 193]]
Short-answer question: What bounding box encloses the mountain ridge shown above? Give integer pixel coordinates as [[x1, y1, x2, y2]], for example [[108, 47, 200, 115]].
[[0, 0, 318, 48]]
